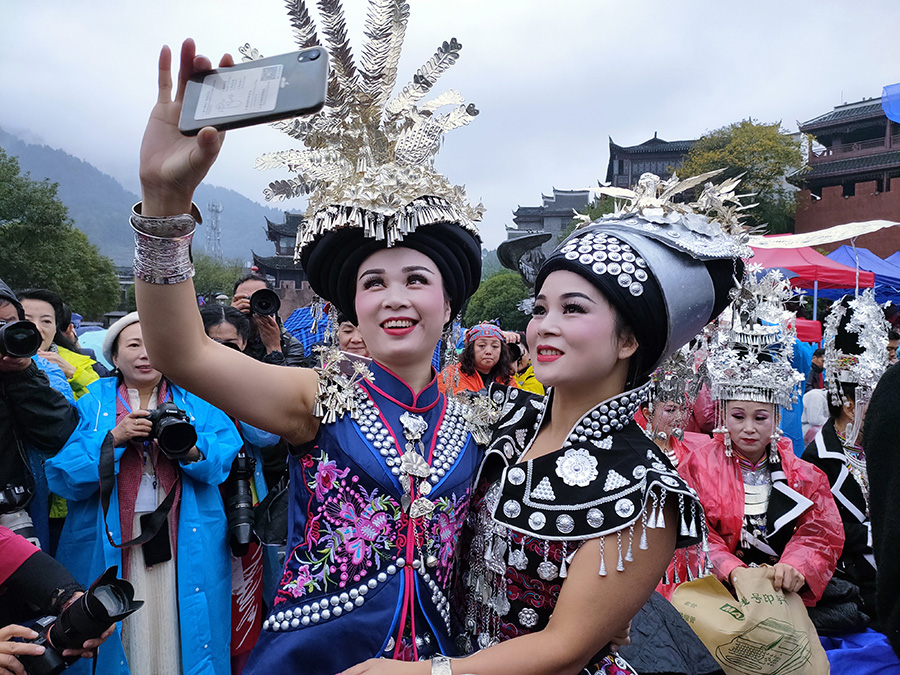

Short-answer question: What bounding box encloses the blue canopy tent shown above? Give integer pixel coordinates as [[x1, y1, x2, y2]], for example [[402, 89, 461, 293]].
[[283, 306, 328, 353], [825, 246, 900, 303]]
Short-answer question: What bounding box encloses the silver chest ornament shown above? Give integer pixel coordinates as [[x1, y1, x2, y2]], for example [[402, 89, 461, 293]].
[[398, 412, 435, 519]]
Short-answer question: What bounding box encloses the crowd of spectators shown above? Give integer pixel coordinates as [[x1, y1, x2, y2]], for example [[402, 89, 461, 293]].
[[3, 270, 900, 674]]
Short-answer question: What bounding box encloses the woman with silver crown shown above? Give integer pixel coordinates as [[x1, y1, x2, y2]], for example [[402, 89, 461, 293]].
[[344, 174, 746, 675], [635, 346, 709, 469], [669, 267, 844, 611], [131, 4, 494, 674], [801, 290, 889, 628]]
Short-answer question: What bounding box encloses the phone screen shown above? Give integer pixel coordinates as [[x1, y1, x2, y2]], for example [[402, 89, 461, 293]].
[[194, 64, 284, 121], [178, 47, 328, 135]]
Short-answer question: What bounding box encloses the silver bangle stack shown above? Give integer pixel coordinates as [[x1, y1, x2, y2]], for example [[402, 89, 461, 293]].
[[431, 655, 452, 675], [131, 202, 202, 285]]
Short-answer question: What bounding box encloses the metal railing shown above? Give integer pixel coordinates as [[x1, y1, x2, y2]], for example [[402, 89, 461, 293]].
[[810, 134, 900, 163]]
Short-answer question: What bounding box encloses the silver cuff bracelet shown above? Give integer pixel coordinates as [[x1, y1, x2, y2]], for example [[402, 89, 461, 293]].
[[431, 655, 452, 675], [131, 202, 202, 285]]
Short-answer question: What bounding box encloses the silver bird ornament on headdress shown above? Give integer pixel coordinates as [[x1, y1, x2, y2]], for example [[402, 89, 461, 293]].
[[240, 0, 484, 254]]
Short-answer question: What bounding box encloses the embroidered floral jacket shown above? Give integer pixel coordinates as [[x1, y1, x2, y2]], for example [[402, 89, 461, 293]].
[[245, 363, 481, 675]]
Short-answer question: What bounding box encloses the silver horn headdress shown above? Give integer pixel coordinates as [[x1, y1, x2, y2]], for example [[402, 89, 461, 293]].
[[241, 0, 484, 254]]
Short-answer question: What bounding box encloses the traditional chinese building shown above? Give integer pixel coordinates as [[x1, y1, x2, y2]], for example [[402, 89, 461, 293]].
[[791, 98, 900, 256], [252, 212, 314, 316], [505, 188, 591, 256], [605, 133, 696, 188]]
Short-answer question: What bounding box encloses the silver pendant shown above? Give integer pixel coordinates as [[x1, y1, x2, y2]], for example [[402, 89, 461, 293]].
[[509, 548, 528, 570], [537, 561, 559, 581], [492, 593, 510, 616], [409, 497, 435, 519]]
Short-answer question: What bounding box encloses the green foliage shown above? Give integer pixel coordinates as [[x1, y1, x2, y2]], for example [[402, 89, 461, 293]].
[[557, 195, 617, 243], [679, 119, 803, 234], [464, 272, 531, 331], [0, 148, 119, 319], [193, 254, 245, 299], [480, 248, 503, 280]]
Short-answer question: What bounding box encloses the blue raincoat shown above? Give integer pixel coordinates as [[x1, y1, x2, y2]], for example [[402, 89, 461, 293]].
[[45, 377, 242, 675]]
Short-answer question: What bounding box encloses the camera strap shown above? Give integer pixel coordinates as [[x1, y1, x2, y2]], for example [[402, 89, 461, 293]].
[[99, 431, 179, 549]]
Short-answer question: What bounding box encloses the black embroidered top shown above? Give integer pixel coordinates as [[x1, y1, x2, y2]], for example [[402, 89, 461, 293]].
[[456, 385, 706, 666]]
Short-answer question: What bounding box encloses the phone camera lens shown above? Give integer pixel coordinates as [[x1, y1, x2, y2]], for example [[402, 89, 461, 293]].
[[307, 49, 320, 60]]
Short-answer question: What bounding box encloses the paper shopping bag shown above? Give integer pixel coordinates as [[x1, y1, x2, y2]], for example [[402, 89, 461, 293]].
[[670, 567, 829, 675]]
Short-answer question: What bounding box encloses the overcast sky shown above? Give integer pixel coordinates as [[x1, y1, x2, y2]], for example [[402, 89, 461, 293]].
[[2, 0, 899, 249]]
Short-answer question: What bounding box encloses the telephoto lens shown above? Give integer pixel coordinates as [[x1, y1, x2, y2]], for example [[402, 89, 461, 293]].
[[0, 319, 42, 358], [225, 450, 258, 557], [248, 288, 281, 317], [146, 402, 198, 460], [19, 566, 143, 675]]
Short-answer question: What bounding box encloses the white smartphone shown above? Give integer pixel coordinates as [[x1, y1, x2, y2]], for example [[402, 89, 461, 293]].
[[178, 47, 329, 135]]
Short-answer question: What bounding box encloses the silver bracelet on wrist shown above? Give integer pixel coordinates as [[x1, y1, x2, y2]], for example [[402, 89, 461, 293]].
[[131, 202, 202, 285], [431, 655, 452, 675]]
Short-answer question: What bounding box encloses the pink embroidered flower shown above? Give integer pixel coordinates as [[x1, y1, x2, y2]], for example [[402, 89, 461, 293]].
[[437, 512, 454, 543], [357, 511, 389, 542], [315, 460, 349, 500], [301, 454, 315, 469], [305, 516, 321, 548], [296, 565, 313, 587]]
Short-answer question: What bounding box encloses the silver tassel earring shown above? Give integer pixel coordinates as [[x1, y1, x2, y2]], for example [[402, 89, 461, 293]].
[[769, 429, 782, 463]]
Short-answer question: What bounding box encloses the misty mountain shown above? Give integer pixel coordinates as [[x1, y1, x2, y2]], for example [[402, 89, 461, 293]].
[[0, 127, 289, 266]]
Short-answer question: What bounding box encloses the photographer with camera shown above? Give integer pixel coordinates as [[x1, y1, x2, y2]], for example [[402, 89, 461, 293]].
[[44, 313, 242, 675], [1, 525, 123, 675], [0, 280, 79, 554], [230, 273, 308, 367]]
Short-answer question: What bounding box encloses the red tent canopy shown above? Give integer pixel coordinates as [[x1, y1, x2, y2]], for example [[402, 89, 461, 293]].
[[748, 246, 874, 289], [795, 318, 822, 343]]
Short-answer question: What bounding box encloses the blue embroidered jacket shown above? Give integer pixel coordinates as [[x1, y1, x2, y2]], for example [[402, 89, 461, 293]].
[[245, 363, 481, 675]]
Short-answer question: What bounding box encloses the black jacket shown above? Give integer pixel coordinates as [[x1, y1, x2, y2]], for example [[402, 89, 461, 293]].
[[802, 419, 877, 623], [244, 324, 311, 367], [863, 361, 900, 656], [0, 362, 79, 490]]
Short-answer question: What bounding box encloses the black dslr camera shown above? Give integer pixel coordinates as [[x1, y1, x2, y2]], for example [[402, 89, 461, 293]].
[[146, 403, 197, 460], [224, 450, 257, 557], [249, 289, 281, 317], [0, 319, 42, 358], [19, 567, 143, 675]]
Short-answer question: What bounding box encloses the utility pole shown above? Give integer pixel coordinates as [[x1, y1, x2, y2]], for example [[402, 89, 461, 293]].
[[207, 202, 224, 260]]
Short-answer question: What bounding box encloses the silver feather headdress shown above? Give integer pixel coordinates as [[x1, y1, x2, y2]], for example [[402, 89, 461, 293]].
[[823, 290, 889, 407], [706, 265, 804, 409], [589, 169, 755, 261], [240, 0, 484, 254]]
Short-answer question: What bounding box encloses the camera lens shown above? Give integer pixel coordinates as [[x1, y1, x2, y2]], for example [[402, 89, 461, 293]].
[[0, 320, 42, 358], [155, 419, 198, 459], [249, 289, 281, 317]]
